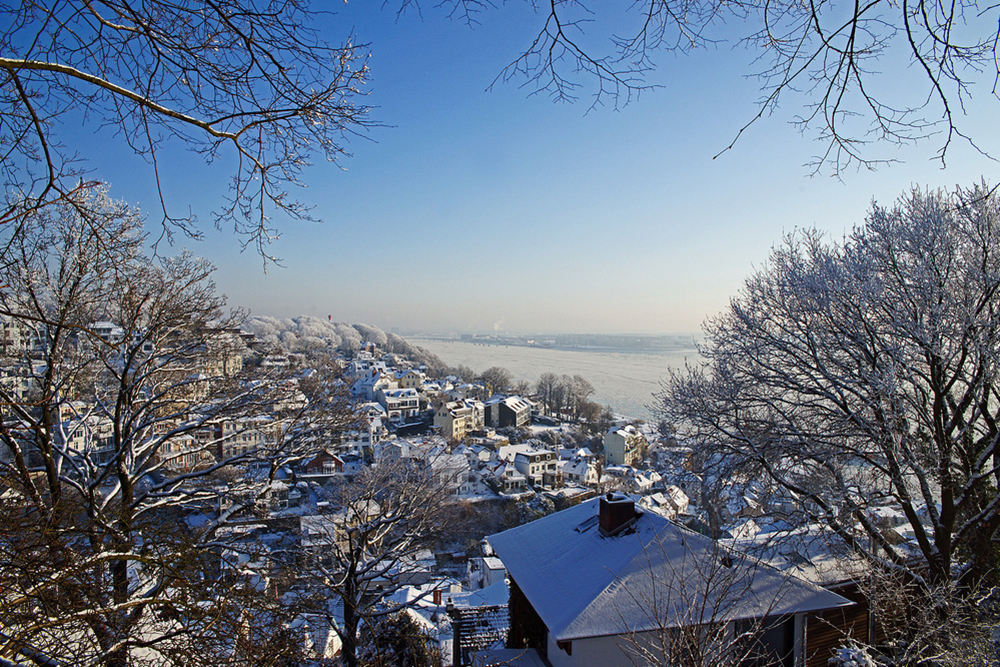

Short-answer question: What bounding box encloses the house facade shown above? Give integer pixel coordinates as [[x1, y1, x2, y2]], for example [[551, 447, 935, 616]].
[[435, 401, 473, 440], [486, 396, 531, 429], [513, 449, 562, 489], [603, 425, 646, 466], [395, 368, 426, 390], [377, 387, 420, 421]]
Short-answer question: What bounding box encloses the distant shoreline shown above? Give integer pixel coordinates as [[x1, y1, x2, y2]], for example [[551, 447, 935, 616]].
[[408, 337, 700, 420], [407, 333, 699, 356]]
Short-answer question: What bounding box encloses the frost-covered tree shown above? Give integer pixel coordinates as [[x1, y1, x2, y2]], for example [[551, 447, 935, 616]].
[[536, 373, 560, 415], [478, 366, 512, 396], [352, 323, 387, 348], [297, 460, 450, 667], [0, 191, 354, 666], [659, 182, 1000, 606], [336, 324, 364, 353], [357, 611, 440, 667]]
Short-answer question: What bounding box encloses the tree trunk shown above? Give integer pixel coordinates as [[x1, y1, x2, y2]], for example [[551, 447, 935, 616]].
[[342, 567, 360, 667]]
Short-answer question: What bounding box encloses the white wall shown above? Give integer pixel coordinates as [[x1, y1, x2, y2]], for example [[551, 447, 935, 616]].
[[545, 630, 668, 667]]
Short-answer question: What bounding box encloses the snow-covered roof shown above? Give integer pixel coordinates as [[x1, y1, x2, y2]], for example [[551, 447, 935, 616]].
[[558, 458, 596, 480], [722, 522, 869, 587], [482, 556, 505, 571], [384, 387, 418, 398], [502, 396, 530, 411], [496, 443, 543, 463], [488, 498, 851, 642]]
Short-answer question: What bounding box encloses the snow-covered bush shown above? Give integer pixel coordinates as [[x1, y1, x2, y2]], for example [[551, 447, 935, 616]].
[[828, 640, 877, 667]]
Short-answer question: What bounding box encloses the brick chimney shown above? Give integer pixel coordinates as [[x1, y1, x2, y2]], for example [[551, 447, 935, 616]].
[[599, 492, 639, 537]]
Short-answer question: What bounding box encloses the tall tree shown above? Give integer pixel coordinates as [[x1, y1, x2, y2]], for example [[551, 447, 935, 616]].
[[658, 182, 1000, 614], [569, 375, 595, 420], [6, 0, 995, 260], [478, 366, 512, 397], [536, 372, 559, 416], [0, 191, 354, 666]]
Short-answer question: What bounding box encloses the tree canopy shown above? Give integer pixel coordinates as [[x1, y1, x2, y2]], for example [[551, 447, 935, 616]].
[[659, 182, 1000, 594], [0, 189, 355, 666]]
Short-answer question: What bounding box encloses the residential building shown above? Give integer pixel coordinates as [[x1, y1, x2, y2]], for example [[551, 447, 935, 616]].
[[464, 398, 486, 431], [559, 457, 599, 486], [485, 396, 531, 429], [395, 368, 426, 390], [430, 452, 473, 496], [344, 352, 389, 380], [513, 449, 561, 490], [0, 315, 42, 357], [377, 387, 420, 421], [352, 370, 396, 402], [486, 494, 852, 667], [435, 401, 474, 440], [467, 556, 506, 590], [639, 485, 690, 519], [54, 413, 115, 465], [485, 460, 528, 494], [603, 425, 646, 467], [300, 449, 344, 476], [724, 524, 879, 667], [214, 417, 281, 459]]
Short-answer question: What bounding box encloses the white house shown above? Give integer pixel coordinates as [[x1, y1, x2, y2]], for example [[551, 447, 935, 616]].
[[484, 460, 528, 494], [430, 452, 473, 496], [513, 449, 561, 490], [603, 425, 646, 467], [485, 494, 852, 667], [559, 457, 599, 486], [638, 485, 690, 518], [467, 556, 507, 590], [377, 387, 420, 421]]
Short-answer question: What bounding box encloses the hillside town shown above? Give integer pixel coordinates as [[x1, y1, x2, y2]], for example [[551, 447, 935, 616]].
[[2, 308, 952, 667], [6, 0, 1000, 665]]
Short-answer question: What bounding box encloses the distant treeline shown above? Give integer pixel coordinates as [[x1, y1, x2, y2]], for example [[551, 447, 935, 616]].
[[245, 316, 449, 370]]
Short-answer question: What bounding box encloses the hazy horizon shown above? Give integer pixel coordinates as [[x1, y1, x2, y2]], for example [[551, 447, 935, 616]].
[[402, 329, 702, 340]]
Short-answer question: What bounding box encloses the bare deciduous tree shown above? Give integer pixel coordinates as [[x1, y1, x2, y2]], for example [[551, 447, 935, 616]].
[[0, 191, 354, 666], [478, 366, 512, 397], [569, 375, 595, 421], [423, 0, 1000, 174], [658, 181, 1000, 652], [617, 538, 798, 667], [855, 568, 997, 666], [536, 372, 560, 416], [297, 458, 451, 667]]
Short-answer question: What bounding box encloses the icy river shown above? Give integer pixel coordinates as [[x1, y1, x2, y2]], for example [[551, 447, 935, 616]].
[[409, 337, 701, 420]]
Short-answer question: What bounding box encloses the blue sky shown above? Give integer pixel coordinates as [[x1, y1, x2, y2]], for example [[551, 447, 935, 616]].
[[80, 3, 999, 335]]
